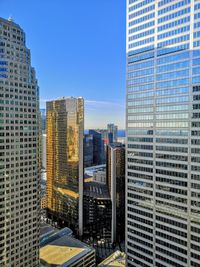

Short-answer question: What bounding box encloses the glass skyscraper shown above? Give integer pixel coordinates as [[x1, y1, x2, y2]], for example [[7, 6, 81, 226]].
[[126, 1, 200, 266], [46, 97, 84, 236], [0, 17, 40, 266]]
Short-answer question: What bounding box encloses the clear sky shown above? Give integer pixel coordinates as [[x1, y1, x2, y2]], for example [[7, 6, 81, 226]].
[[1, 0, 126, 129]]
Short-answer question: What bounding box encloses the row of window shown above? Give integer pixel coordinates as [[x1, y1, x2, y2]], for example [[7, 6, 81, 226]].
[[129, 29, 154, 42], [157, 34, 190, 48], [127, 129, 188, 137], [157, 69, 189, 81], [128, 91, 154, 99], [158, 0, 191, 16], [128, 107, 153, 114], [128, 82, 153, 92], [129, 37, 154, 49], [128, 75, 154, 85], [129, 20, 154, 35], [128, 114, 153, 121], [158, 26, 190, 40], [128, 95, 189, 105], [129, 0, 154, 11], [128, 51, 154, 63], [158, 16, 190, 32], [129, 4, 155, 19], [157, 60, 189, 72], [129, 121, 188, 128], [128, 67, 154, 78], [129, 12, 154, 27], [158, 7, 190, 24]]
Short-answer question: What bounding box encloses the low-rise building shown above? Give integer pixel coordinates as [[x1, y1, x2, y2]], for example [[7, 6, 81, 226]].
[[83, 181, 112, 241], [98, 251, 126, 267], [40, 225, 95, 267], [93, 170, 106, 184]]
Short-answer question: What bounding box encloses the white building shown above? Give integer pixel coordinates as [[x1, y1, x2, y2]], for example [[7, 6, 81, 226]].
[[126, 1, 200, 267], [93, 170, 106, 184], [0, 17, 40, 266]]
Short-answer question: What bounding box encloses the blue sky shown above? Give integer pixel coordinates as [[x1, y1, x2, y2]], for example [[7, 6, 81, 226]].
[[1, 0, 126, 129]]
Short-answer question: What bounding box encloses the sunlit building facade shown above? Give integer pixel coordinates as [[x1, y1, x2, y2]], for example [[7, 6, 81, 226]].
[[46, 97, 84, 236], [0, 17, 40, 266], [126, 1, 200, 266]]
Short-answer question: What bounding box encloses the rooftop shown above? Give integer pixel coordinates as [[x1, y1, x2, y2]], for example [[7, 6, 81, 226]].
[[57, 187, 79, 199], [98, 251, 126, 267], [40, 223, 72, 248], [40, 234, 94, 267], [84, 164, 106, 177], [108, 142, 125, 149], [84, 181, 110, 199], [0, 17, 22, 30]]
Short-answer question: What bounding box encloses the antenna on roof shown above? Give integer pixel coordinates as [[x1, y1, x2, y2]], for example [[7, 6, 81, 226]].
[[8, 16, 14, 22]]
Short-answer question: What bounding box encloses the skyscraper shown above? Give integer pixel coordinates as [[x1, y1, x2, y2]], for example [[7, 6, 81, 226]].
[[106, 143, 125, 244], [46, 97, 84, 236], [89, 129, 105, 165], [126, 1, 200, 267], [84, 133, 94, 167], [40, 108, 46, 132], [0, 17, 40, 266], [107, 123, 118, 143]]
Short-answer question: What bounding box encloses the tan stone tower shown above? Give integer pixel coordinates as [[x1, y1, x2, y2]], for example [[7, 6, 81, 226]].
[[0, 17, 40, 266]]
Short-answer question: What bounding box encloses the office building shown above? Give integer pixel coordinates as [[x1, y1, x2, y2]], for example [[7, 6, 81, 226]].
[[107, 124, 118, 143], [40, 225, 95, 267], [40, 108, 46, 132], [108, 132, 114, 144], [107, 143, 125, 244], [83, 181, 112, 241], [41, 133, 46, 170], [46, 97, 84, 236], [126, 1, 200, 267], [89, 130, 105, 165], [84, 134, 93, 167], [0, 17, 40, 266]]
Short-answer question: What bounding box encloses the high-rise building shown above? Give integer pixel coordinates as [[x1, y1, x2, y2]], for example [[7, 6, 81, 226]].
[[89, 130, 105, 165], [84, 133, 94, 167], [40, 225, 96, 267], [107, 124, 118, 143], [107, 143, 125, 244], [126, 1, 200, 267], [41, 133, 46, 170], [46, 97, 84, 236], [0, 17, 40, 266], [40, 108, 46, 132]]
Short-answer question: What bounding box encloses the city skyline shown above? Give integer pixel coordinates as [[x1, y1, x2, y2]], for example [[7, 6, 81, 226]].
[[1, 0, 126, 129]]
